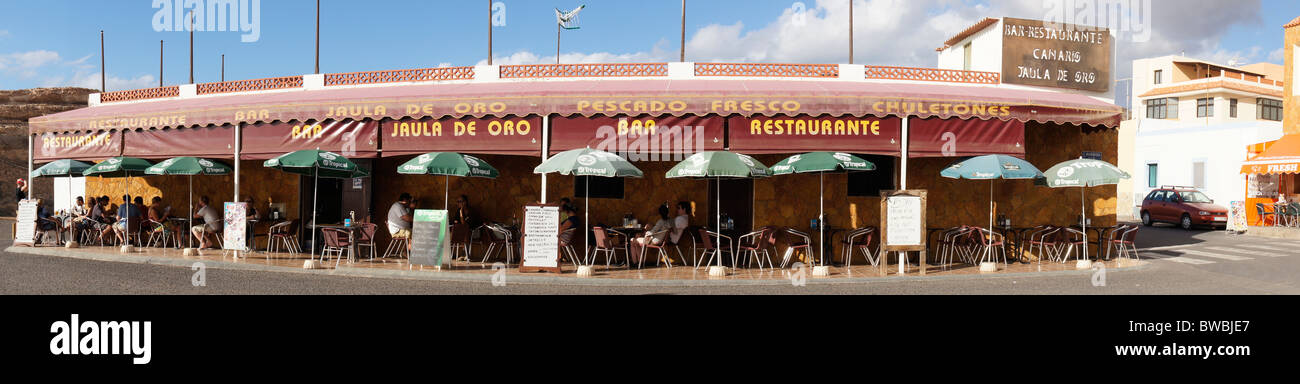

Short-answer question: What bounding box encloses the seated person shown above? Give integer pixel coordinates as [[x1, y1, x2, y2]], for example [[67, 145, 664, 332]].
[[66, 196, 90, 237], [670, 201, 693, 245], [93, 196, 115, 244], [112, 196, 145, 245], [557, 204, 579, 248], [190, 196, 223, 249], [148, 196, 181, 246], [387, 193, 414, 239], [35, 199, 57, 243], [630, 204, 674, 265]]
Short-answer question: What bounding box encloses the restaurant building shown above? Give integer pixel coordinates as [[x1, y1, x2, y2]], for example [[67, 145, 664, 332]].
[[1237, 16, 1300, 226], [27, 17, 1123, 262]]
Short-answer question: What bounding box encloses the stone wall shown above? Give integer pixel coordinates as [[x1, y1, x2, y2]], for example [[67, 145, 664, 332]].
[[1, 87, 96, 216]]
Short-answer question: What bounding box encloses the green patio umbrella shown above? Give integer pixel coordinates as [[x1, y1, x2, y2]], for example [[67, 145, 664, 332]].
[[535, 148, 644, 266], [84, 157, 155, 241], [771, 152, 877, 268], [30, 160, 93, 215], [940, 155, 1044, 269], [667, 151, 771, 271], [264, 150, 370, 260], [398, 152, 499, 210], [1038, 158, 1131, 266], [145, 157, 233, 249]]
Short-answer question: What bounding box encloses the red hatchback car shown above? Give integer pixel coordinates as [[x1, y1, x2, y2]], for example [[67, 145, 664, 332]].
[[1140, 187, 1229, 230]]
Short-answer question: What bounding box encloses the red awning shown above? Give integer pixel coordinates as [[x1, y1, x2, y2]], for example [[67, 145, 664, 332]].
[[241, 120, 379, 160], [1241, 134, 1300, 175], [908, 117, 1025, 158], [550, 115, 725, 156], [123, 125, 235, 160], [30, 80, 1122, 134], [382, 116, 541, 157], [727, 115, 902, 155], [33, 131, 122, 162]]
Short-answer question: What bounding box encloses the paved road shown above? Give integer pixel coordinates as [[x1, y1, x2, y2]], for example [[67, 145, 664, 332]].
[[3, 220, 1298, 294]]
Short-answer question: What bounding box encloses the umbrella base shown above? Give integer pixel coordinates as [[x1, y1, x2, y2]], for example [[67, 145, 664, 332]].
[[182, 248, 199, 257], [1076, 260, 1093, 270], [812, 265, 831, 277], [576, 265, 595, 277], [119, 245, 135, 254], [979, 262, 999, 272], [708, 266, 728, 277], [64, 241, 80, 249], [303, 260, 325, 270]]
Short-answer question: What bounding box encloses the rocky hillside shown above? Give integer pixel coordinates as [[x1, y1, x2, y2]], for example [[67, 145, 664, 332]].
[[1, 87, 96, 216]]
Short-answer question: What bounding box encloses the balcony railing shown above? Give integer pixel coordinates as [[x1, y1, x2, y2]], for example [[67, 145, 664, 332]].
[[1220, 70, 1284, 87], [100, 86, 180, 103], [197, 76, 304, 95], [864, 66, 1001, 84], [95, 62, 1021, 104], [695, 63, 839, 78], [500, 63, 668, 78], [325, 67, 476, 86]]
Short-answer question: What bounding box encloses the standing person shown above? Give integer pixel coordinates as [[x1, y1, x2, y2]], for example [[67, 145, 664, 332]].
[[386, 193, 414, 239], [191, 196, 223, 249], [15, 179, 28, 207]]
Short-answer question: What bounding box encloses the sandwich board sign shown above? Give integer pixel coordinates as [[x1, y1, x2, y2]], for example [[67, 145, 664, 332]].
[[880, 190, 928, 275], [14, 199, 37, 247], [410, 210, 450, 268], [521, 204, 562, 273], [223, 202, 248, 252]]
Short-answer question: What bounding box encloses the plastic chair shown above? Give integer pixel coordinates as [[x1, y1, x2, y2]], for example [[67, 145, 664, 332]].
[[779, 228, 813, 269], [355, 223, 378, 261], [145, 220, 173, 249], [479, 223, 518, 266], [737, 228, 776, 270], [320, 228, 353, 268], [843, 227, 879, 270], [268, 220, 301, 257], [638, 229, 672, 269], [559, 228, 582, 267], [1109, 226, 1140, 261], [590, 227, 626, 268], [695, 228, 733, 270], [382, 221, 409, 260], [1255, 203, 1276, 226], [973, 227, 1008, 267]]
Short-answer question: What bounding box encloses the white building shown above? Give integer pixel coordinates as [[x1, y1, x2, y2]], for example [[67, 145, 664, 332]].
[[1121, 56, 1285, 218]]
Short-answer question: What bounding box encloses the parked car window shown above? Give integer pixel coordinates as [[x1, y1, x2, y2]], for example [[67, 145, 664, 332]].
[[1149, 190, 1166, 202], [1178, 191, 1212, 204]]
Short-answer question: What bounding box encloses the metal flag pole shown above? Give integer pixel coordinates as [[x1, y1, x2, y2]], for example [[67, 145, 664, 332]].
[[100, 31, 106, 92], [556, 22, 562, 64], [680, 0, 687, 62], [488, 0, 493, 66]]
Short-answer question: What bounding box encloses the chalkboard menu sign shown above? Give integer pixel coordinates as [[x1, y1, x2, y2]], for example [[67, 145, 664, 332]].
[[14, 200, 37, 247], [521, 205, 562, 273], [881, 190, 927, 252], [410, 210, 449, 267]]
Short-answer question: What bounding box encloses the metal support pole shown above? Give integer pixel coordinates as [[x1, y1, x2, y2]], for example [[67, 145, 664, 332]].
[[234, 123, 242, 202], [488, 0, 493, 66], [159, 40, 164, 87], [900, 117, 909, 189], [315, 0, 320, 74], [100, 31, 105, 92], [541, 115, 550, 203], [680, 0, 687, 62]]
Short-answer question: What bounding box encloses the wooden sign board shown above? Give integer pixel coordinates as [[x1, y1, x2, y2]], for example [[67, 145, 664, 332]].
[[1001, 17, 1112, 92], [520, 204, 562, 274], [880, 190, 927, 252], [410, 210, 450, 267], [13, 200, 37, 247]]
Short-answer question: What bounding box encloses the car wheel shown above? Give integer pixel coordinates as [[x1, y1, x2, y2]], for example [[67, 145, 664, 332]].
[[1141, 212, 1153, 227], [1181, 214, 1194, 230]]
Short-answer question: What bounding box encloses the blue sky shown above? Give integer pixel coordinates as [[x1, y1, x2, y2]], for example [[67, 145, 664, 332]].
[[1, 0, 1297, 91]]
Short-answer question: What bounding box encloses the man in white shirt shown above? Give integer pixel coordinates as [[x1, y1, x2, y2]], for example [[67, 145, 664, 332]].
[[191, 196, 223, 249], [387, 193, 414, 239], [670, 201, 692, 245]]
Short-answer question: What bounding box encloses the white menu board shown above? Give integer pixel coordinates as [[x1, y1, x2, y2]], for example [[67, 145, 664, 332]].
[[885, 196, 923, 247], [14, 200, 37, 246], [522, 205, 560, 269], [223, 202, 248, 251]]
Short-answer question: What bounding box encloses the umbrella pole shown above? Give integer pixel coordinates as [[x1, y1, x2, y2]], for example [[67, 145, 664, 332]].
[[585, 176, 590, 266], [716, 177, 722, 269], [988, 180, 994, 265], [819, 172, 825, 267], [310, 168, 318, 261], [445, 175, 450, 211], [188, 175, 193, 249], [1081, 187, 1088, 263]]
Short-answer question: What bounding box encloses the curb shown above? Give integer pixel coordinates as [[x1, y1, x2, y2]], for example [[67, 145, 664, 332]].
[[4, 246, 1150, 287]]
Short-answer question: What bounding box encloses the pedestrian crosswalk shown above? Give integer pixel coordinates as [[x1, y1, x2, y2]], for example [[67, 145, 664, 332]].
[[1148, 241, 1300, 265]]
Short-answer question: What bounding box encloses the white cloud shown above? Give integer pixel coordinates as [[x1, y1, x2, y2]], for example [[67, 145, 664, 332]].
[[1, 49, 154, 91], [481, 0, 1267, 82], [0, 50, 62, 72], [41, 71, 157, 91], [0, 30, 10, 38], [1268, 47, 1285, 63]]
